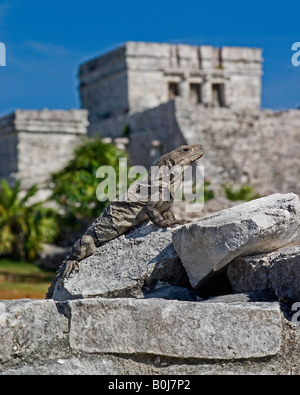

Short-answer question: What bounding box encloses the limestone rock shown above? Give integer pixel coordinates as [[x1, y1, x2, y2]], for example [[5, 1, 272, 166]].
[[52, 222, 189, 301], [172, 193, 300, 288], [0, 299, 68, 364], [69, 298, 282, 360], [228, 246, 300, 300]]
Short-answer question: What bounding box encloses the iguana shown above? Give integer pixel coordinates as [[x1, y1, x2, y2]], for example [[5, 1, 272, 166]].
[[46, 144, 205, 298]]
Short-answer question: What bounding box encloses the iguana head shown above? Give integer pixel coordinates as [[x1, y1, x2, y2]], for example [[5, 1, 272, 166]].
[[156, 144, 205, 167]]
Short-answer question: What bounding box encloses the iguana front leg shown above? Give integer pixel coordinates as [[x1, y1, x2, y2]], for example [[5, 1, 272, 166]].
[[164, 210, 192, 225], [145, 201, 190, 228], [58, 234, 96, 289]]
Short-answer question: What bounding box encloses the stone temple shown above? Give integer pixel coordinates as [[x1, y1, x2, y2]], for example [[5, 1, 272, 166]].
[[79, 41, 263, 121], [0, 41, 300, 198]]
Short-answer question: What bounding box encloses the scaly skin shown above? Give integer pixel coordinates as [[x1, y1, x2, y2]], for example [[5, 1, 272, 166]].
[[46, 144, 205, 297]]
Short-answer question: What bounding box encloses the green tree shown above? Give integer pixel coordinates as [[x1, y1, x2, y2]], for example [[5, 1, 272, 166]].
[[50, 138, 130, 228], [0, 180, 58, 261]]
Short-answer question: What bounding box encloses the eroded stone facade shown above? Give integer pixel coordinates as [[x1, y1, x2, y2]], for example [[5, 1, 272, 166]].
[[79, 42, 300, 199], [79, 41, 263, 124], [0, 109, 88, 188]]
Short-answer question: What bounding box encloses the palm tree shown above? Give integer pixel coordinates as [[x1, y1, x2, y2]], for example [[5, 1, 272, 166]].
[[0, 180, 58, 261]]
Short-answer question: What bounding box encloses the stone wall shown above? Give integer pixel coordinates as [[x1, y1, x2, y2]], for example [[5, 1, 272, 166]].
[[0, 113, 18, 184], [0, 109, 89, 189], [79, 41, 263, 127], [79, 46, 128, 125], [1, 296, 300, 375], [89, 100, 186, 167], [91, 98, 300, 198], [174, 99, 300, 197]]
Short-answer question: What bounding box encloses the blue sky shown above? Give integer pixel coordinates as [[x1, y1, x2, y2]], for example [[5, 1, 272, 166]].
[[0, 0, 299, 116]]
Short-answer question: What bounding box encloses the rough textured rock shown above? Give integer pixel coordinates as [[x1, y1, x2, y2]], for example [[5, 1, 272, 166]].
[[52, 222, 189, 301], [0, 299, 68, 364], [172, 193, 300, 288], [228, 246, 300, 300], [69, 298, 282, 360], [3, 296, 300, 375]]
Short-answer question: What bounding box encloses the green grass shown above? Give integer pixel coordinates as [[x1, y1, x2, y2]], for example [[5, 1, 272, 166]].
[[0, 259, 56, 300]]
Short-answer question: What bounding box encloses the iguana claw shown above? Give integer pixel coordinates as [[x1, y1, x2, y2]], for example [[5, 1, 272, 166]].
[[58, 260, 80, 289], [172, 219, 192, 226]]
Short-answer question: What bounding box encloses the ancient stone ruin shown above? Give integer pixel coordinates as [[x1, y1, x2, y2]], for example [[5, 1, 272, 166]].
[[0, 109, 89, 191], [79, 42, 262, 120], [1, 41, 300, 375], [0, 42, 300, 200], [79, 42, 300, 198]]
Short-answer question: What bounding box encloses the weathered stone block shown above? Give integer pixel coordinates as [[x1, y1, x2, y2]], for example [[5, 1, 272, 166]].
[[69, 298, 282, 360], [172, 193, 300, 288], [52, 222, 188, 301], [0, 299, 68, 363], [228, 246, 300, 300]]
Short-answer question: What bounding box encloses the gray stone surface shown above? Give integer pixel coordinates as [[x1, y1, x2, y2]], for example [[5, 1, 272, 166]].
[[69, 298, 282, 360], [172, 193, 300, 288], [0, 350, 293, 375], [228, 246, 300, 300], [0, 109, 89, 189], [52, 222, 188, 301], [0, 299, 68, 364], [3, 296, 300, 375], [80, 42, 262, 125]]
